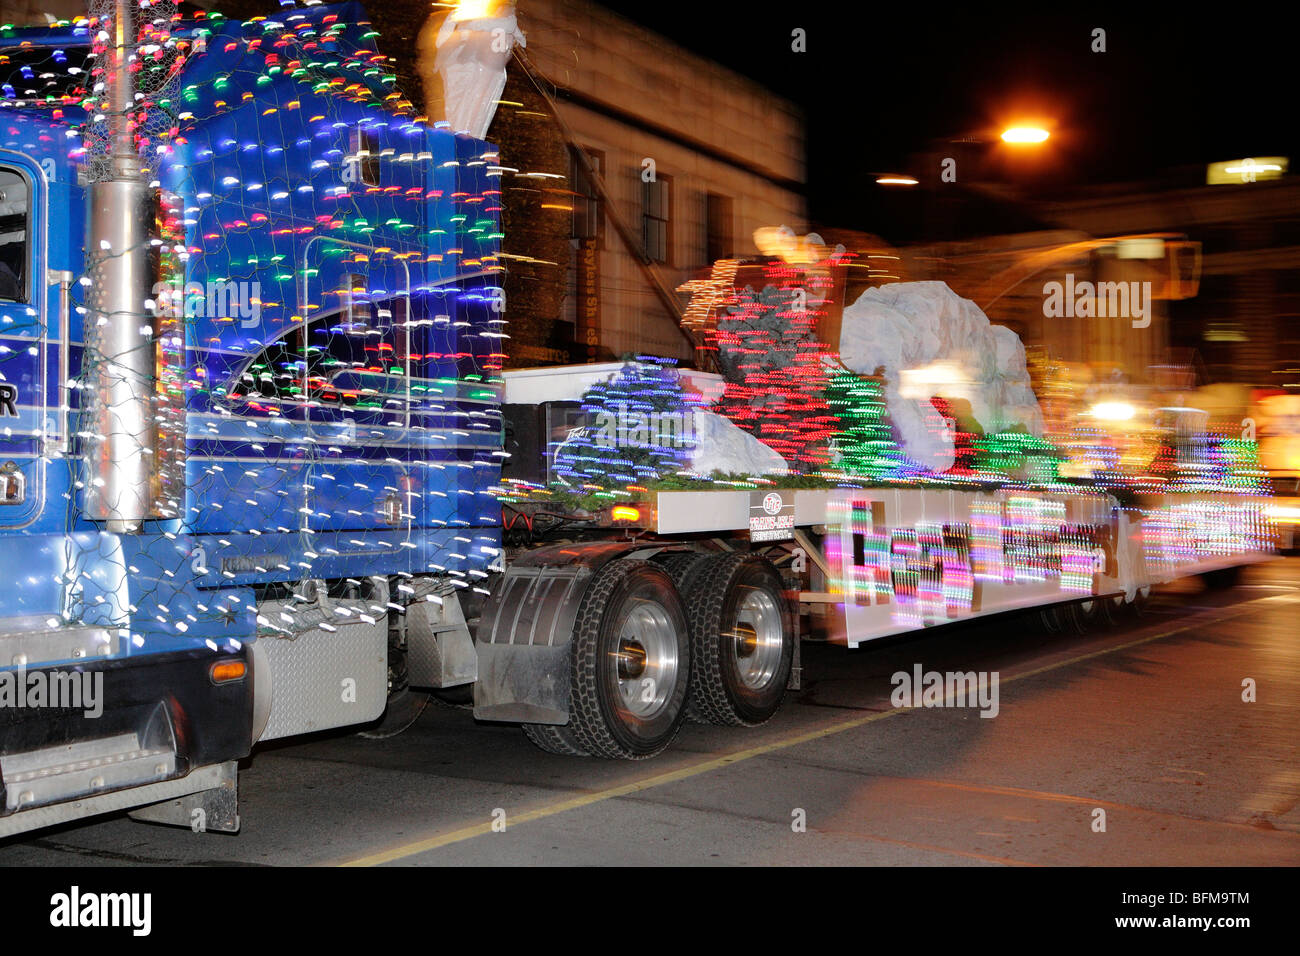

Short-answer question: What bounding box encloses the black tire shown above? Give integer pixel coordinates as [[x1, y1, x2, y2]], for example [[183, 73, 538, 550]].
[[564, 558, 691, 759], [1043, 600, 1090, 636], [358, 628, 428, 739], [1078, 594, 1121, 629], [681, 552, 794, 727], [655, 550, 710, 591], [430, 684, 474, 707], [522, 722, 590, 756], [1126, 584, 1152, 616]]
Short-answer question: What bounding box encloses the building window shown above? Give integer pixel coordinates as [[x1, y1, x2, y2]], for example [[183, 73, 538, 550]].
[[0, 166, 30, 303], [571, 147, 605, 244], [706, 192, 734, 264], [643, 173, 671, 265]]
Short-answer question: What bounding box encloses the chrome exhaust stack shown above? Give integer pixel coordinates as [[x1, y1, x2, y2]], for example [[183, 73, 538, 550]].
[[81, 0, 156, 533]]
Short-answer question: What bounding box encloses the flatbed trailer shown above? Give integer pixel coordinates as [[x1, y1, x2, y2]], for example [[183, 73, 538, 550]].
[[471, 479, 1274, 761], [642, 485, 1271, 644]]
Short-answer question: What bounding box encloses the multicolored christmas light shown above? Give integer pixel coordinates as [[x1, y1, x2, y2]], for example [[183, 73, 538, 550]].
[[552, 357, 699, 489]]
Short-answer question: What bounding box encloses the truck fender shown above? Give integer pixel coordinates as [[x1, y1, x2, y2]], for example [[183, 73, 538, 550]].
[[473, 540, 642, 725], [249, 639, 272, 746]]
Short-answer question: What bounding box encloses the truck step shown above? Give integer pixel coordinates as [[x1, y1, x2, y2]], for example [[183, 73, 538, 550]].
[[0, 622, 118, 668], [1, 732, 176, 812]]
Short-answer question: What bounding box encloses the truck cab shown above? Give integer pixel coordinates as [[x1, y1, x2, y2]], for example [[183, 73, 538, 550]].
[[0, 3, 504, 836]]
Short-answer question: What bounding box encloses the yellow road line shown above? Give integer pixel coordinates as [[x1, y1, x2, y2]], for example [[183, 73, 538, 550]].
[[336, 595, 1284, 866]]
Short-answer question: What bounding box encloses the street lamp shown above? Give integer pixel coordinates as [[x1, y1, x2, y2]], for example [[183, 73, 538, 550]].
[[1001, 126, 1051, 145]]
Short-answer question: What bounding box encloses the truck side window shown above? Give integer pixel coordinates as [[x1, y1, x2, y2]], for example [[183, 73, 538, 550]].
[[0, 167, 29, 303], [230, 296, 409, 408]]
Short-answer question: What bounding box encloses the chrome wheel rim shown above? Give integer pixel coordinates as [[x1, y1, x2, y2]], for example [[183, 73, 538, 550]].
[[613, 599, 678, 719], [731, 588, 784, 690]]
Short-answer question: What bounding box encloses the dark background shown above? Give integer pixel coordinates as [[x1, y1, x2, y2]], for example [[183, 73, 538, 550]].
[[595, 4, 1297, 231]]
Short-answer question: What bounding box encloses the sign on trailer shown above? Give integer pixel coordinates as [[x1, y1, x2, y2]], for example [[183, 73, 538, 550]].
[[749, 490, 795, 542]]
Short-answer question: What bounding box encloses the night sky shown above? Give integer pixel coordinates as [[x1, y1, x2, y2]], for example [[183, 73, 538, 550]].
[[596, 3, 1297, 233]]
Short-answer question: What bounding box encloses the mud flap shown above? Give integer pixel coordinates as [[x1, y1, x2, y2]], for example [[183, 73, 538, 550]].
[[473, 565, 591, 724]]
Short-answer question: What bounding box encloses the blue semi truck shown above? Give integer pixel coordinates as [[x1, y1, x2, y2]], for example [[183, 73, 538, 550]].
[[0, 2, 509, 835]]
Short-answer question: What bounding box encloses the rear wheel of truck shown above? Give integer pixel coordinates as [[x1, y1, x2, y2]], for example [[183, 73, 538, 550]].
[[1041, 600, 1090, 636], [1078, 595, 1121, 629], [562, 558, 691, 759], [654, 549, 710, 591], [682, 552, 794, 727], [522, 722, 590, 756]]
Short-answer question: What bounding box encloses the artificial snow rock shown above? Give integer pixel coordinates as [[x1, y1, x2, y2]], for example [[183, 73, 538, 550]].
[[839, 281, 1043, 471], [689, 411, 790, 477]]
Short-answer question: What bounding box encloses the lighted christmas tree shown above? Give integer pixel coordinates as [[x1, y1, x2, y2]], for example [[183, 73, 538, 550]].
[[824, 367, 906, 482], [552, 358, 699, 488], [711, 264, 838, 473]]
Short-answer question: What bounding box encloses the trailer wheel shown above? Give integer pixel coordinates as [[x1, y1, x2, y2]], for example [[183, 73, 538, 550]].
[[522, 722, 590, 757], [683, 552, 794, 727], [654, 550, 709, 591], [564, 558, 691, 759], [1043, 600, 1091, 636], [1078, 595, 1121, 629]]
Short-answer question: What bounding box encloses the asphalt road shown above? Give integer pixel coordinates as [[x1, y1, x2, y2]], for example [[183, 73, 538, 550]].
[[4, 559, 1298, 866]]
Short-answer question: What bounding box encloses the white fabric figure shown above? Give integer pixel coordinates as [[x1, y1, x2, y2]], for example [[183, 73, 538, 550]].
[[434, 3, 525, 139]]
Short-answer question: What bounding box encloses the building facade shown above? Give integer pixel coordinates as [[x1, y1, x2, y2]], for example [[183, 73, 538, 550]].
[[508, 0, 807, 366], [1044, 175, 1300, 388]]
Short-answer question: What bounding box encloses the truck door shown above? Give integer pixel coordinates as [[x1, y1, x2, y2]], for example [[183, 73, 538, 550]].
[[298, 239, 415, 536], [198, 243, 419, 551], [0, 153, 46, 529]]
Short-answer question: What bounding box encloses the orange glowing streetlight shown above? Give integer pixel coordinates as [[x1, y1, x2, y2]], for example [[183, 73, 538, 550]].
[[1000, 126, 1050, 145], [876, 174, 919, 186]]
